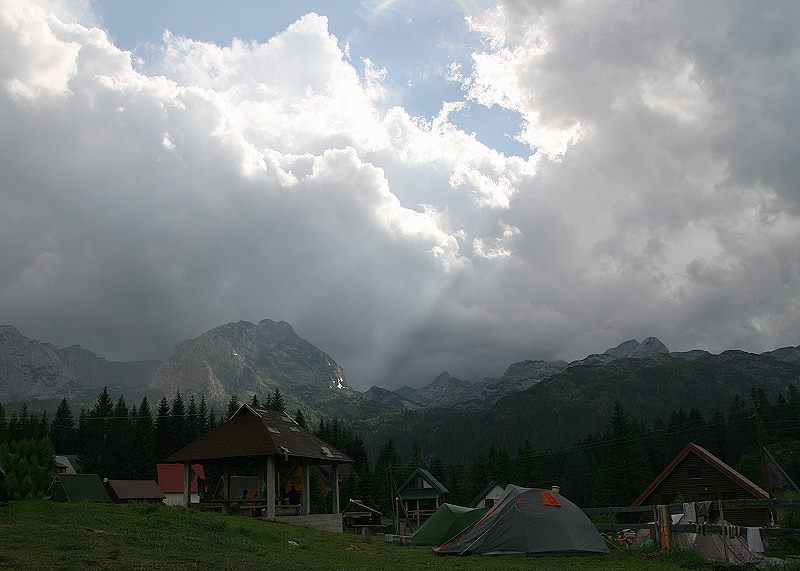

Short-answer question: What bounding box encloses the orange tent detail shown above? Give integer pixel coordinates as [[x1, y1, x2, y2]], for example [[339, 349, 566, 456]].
[[540, 490, 561, 507]]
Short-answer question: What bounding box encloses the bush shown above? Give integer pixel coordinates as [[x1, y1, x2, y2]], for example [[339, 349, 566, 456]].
[[0, 438, 55, 499]]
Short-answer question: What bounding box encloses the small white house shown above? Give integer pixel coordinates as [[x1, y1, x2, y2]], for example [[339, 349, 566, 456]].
[[54, 455, 77, 475], [468, 481, 505, 509], [157, 463, 204, 506]]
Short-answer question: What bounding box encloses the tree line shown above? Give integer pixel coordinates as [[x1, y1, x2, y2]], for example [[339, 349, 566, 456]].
[[0, 386, 290, 486], [319, 385, 800, 513], [2, 384, 799, 509]]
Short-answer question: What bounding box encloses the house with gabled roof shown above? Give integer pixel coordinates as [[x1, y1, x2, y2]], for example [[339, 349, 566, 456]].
[[468, 480, 505, 509], [632, 442, 770, 526], [398, 467, 449, 526], [157, 463, 205, 506], [45, 474, 111, 502], [54, 455, 77, 475], [342, 499, 382, 533]]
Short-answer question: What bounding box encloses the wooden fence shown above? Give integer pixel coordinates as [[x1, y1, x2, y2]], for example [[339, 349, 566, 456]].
[[584, 499, 800, 541]]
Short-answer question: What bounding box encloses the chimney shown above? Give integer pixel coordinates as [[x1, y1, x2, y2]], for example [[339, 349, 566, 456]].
[[551, 485, 560, 495]]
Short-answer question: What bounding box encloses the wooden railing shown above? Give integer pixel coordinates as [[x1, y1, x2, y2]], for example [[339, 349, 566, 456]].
[[584, 499, 800, 541], [584, 498, 800, 515]]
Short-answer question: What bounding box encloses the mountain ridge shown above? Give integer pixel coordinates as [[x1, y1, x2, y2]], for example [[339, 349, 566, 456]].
[[3, 323, 799, 428]]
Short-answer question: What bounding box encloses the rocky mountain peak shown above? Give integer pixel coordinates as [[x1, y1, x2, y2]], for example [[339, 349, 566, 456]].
[[0, 325, 81, 401], [429, 371, 470, 388], [151, 317, 348, 404], [258, 319, 295, 333], [604, 339, 641, 359], [602, 337, 669, 360], [630, 337, 670, 358]]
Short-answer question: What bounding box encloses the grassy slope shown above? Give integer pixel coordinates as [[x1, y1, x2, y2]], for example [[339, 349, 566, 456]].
[[0, 500, 707, 570]]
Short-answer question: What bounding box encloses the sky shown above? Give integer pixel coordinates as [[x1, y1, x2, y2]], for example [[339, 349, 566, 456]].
[[1, 0, 799, 390]]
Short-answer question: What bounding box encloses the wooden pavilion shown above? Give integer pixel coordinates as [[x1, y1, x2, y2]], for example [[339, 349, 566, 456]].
[[165, 404, 352, 530]]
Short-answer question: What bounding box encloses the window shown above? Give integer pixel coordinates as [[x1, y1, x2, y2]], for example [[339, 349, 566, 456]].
[[699, 492, 717, 501]]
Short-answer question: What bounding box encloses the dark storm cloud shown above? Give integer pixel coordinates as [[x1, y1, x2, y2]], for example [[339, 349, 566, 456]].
[[0, 1, 798, 390]]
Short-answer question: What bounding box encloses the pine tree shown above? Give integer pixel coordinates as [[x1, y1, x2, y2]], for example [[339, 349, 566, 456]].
[[0, 437, 55, 499], [409, 442, 425, 469], [208, 409, 217, 431], [49, 398, 77, 453], [76, 408, 87, 465], [197, 397, 209, 434], [374, 439, 401, 514], [18, 404, 31, 439], [516, 438, 540, 487], [36, 412, 49, 439], [226, 395, 240, 420], [169, 392, 186, 453], [494, 447, 512, 482], [294, 409, 307, 430], [186, 395, 199, 443], [251, 394, 260, 408], [79, 387, 114, 475], [597, 401, 648, 505], [271, 389, 286, 413], [134, 397, 155, 479], [709, 411, 728, 461], [107, 396, 132, 478], [7, 413, 20, 442], [154, 397, 171, 462], [0, 403, 8, 443]]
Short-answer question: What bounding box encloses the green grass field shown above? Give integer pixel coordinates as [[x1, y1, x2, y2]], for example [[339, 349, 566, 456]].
[[0, 500, 741, 570]]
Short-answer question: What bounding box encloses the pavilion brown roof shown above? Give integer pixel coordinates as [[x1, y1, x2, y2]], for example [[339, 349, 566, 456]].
[[165, 405, 353, 464]]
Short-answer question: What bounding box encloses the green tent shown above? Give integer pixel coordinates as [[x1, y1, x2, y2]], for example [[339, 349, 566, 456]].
[[411, 503, 487, 546], [45, 474, 111, 502]]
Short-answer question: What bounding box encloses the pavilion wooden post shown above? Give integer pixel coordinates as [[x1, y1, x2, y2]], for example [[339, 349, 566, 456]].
[[257, 457, 266, 499], [222, 463, 231, 513], [266, 455, 276, 519], [302, 460, 311, 516], [182, 462, 191, 508], [330, 463, 340, 514]]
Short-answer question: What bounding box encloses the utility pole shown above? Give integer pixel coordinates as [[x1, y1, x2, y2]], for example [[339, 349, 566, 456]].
[[752, 404, 776, 524], [388, 464, 411, 536], [388, 464, 398, 534]]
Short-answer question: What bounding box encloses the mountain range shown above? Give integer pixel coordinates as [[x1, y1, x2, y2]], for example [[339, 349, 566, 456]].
[[359, 348, 800, 462], [2, 321, 799, 439]]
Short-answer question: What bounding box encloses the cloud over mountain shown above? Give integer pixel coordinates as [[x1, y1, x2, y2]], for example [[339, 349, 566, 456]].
[[0, 0, 798, 389]]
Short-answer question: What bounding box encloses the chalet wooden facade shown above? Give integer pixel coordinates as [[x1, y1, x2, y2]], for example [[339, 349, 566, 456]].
[[398, 467, 449, 526], [633, 443, 770, 526]]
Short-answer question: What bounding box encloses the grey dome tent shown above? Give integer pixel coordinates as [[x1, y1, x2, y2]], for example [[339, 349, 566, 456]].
[[435, 485, 608, 556]]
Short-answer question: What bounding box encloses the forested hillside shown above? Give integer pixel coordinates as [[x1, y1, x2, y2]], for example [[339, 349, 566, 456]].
[[358, 352, 800, 463], [3, 380, 799, 512]]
